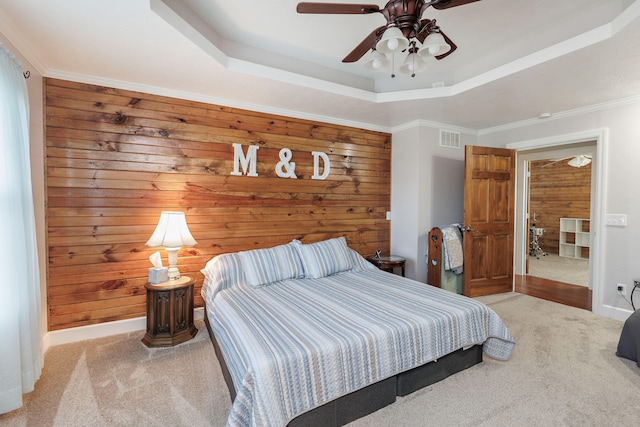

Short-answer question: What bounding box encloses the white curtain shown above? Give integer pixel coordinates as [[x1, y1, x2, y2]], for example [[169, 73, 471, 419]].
[[0, 43, 43, 415]]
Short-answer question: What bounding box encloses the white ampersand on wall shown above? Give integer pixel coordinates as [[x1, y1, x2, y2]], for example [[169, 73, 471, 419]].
[[276, 148, 297, 179]]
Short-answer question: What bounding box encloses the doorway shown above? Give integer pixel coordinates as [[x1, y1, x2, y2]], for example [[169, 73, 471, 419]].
[[521, 149, 594, 310], [508, 130, 606, 313], [526, 153, 592, 287]]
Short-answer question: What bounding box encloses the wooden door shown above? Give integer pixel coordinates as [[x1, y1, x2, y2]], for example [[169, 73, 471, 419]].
[[463, 146, 515, 297]]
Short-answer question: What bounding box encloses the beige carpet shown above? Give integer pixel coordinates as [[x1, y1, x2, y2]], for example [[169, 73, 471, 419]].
[[0, 320, 230, 426], [528, 253, 589, 287], [1, 293, 638, 427]]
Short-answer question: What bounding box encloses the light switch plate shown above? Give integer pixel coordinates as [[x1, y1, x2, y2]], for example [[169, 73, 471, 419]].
[[605, 214, 627, 227]]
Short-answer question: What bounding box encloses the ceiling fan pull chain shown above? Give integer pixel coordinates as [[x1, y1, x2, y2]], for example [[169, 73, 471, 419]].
[[411, 49, 416, 77], [391, 54, 396, 78]]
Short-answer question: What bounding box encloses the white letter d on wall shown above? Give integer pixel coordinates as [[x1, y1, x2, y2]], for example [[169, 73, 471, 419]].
[[311, 151, 331, 180]]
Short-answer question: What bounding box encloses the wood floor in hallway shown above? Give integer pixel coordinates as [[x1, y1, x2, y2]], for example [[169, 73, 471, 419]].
[[515, 274, 592, 311]]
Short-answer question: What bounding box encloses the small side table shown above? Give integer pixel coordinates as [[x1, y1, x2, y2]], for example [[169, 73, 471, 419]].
[[142, 276, 197, 347], [366, 255, 406, 277]]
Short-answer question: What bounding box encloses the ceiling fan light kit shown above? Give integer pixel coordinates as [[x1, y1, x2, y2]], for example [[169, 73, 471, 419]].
[[363, 49, 391, 71], [542, 155, 592, 168], [420, 31, 448, 56], [375, 26, 409, 53], [297, 0, 481, 77], [568, 155, 592, 168], [399, 45, 426, 76]]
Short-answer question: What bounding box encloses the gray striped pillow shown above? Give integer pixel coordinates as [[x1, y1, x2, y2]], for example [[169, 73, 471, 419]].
[[238, 242, 304, 287], [293, 237, 353, 278], [349, 248, 378, 271]]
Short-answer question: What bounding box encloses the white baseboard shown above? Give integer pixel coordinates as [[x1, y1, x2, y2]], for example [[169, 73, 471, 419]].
[[44, 308, 205, 350], [598, 304, 634, 322]]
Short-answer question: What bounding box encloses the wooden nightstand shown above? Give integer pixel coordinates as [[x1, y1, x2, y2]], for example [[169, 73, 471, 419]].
[[142, 276, 197, 347], [366, 255, 406, 277]]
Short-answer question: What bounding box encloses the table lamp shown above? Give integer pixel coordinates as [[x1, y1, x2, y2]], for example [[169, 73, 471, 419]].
[[146, 211, 196, 281]]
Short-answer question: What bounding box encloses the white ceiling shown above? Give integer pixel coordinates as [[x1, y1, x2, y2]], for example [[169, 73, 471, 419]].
[[1, 0, 640, 132]]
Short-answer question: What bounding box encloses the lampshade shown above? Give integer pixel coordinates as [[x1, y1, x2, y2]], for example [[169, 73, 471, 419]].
[[399, 51, 426, 77], [363, 50, 390, 71], [146, 212, 196, 282], [146, 211, 196, 248], [376, 26, 409, 54], [419, 32, 449, 57]]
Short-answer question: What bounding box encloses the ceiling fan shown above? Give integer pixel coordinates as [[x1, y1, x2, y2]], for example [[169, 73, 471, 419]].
[[542, 155, 592, 168], [296, 0, 481, 76]]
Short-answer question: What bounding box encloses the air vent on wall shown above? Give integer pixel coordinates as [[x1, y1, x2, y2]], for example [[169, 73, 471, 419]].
[[439, 130, 461, 149]]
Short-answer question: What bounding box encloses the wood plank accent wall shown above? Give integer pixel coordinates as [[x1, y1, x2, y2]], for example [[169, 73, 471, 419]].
[[528, 159, 591, 254], [45, 78, 391, 331]]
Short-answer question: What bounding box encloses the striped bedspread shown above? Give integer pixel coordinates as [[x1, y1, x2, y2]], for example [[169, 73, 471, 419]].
[[202, 254, 515, 427]]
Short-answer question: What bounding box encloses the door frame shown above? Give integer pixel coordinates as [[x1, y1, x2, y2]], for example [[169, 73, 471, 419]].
[[520, 142, 596, 288], [507, 128, 608, 315]]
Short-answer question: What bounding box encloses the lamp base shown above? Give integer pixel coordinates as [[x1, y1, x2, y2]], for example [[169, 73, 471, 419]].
[[166, 248, 181, 281], [168, 268, 180, 281]]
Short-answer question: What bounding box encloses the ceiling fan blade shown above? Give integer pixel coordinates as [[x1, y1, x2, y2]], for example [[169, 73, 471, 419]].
[[343, 26, 385, 62], [431, 0, 481, 10], [541, 157, 572, 168], [435, 29, 457, 59], [297, 2, 381, 14]]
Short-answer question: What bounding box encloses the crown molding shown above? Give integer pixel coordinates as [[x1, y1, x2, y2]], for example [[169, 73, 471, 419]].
[[392, 119, 477, 135], [0, 9, 47, 75], [479, 95, 640, 136], [155, 0, 640, 106]]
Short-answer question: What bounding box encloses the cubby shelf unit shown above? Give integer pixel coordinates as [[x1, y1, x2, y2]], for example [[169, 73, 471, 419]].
[[559, 218, 590, 259]]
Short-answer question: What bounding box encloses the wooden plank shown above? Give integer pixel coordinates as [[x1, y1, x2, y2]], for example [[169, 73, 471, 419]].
[[45, 78, 391, 330], [528, 160, 591, 254], [46, 80, 390, 144]]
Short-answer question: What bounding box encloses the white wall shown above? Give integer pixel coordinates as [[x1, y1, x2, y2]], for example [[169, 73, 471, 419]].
[[479, 102, 640, 320], [0, 35, 47, 342], [391, 122, 474, 282], [390, 126, 421, 280], [391, 101, 640, 320]]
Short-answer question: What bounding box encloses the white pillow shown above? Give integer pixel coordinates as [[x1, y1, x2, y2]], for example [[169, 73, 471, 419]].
[[238, 242, 304, 287], [293, 237, 353, 278]]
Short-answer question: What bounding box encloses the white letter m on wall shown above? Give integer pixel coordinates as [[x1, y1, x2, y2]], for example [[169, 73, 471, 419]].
[[231, 143, 259, 177]]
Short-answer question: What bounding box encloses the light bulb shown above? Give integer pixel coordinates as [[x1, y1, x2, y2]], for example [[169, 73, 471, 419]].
[[387, 38, 398, 51], [371, 58, 382, 69], [429, 45, 440, 55]]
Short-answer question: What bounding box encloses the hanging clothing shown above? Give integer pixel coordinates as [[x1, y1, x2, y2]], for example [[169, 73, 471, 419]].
[[441, 224, 464, 275]]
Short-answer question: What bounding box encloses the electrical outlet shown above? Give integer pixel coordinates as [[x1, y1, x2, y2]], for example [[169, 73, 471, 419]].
[[617, 283, 627, 296]]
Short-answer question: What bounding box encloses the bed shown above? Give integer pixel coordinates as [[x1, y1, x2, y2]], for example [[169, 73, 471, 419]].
[[201, 237, 515, 426]]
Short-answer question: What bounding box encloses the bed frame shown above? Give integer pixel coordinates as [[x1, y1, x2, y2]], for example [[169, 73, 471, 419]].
[[204, 309, 483, 426]]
